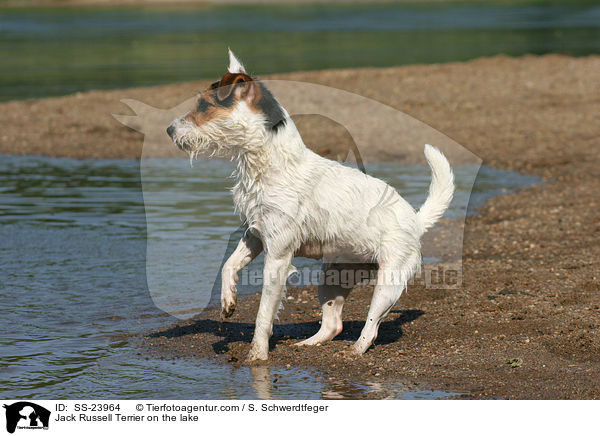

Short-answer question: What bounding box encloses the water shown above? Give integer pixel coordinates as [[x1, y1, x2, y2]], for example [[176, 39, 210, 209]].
[[1, 1, 599, 100], [0, 155, 540, 399]]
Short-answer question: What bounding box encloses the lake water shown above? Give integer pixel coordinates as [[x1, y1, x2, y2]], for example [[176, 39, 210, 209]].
[[1, 1, 599, 100], [0, 155, 541, 399]]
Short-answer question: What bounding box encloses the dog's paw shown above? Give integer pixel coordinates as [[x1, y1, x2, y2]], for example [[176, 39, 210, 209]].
[[295, 337, 325, 347], [247, 343, 269, 361], [221, 293, 237, 319], [349, 340, 370, 356], [335, 347, 362, 360], [295, 324, 342, 346]]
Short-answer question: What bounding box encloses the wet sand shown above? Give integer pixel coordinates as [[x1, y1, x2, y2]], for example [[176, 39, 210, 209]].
[[3, 54, 600, 398]]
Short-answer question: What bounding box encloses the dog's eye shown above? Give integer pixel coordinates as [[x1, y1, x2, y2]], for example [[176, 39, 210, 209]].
[[197, 98, 212, 112]]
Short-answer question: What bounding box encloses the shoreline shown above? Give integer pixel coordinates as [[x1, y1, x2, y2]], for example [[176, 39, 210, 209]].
[[2, 54, 597, 169], [5, 54, 600, 398]]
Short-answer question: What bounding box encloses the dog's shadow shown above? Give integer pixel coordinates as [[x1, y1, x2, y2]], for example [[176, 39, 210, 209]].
[[148, 309, 423, 355]]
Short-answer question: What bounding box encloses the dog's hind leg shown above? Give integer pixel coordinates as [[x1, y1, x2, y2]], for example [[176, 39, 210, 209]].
[[296, 263, 354, 346], [248, 252, 293, 361], [221, 232, 263, 318], [351, 253, 420, 355]]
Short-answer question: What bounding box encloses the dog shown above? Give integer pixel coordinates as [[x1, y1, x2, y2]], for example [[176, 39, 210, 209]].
[[167, 49, 454, 361]]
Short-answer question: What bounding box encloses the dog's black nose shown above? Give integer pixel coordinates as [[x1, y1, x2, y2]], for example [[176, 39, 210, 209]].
[[166, 125, 175, 138]]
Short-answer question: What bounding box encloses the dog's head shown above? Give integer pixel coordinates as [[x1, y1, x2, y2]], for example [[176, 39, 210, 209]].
[[167, 49, 287, 160]]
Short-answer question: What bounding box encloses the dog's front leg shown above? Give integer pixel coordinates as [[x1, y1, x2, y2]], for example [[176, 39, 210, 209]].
[[221, 232, 263, 318], [247, 252, 293, 361]]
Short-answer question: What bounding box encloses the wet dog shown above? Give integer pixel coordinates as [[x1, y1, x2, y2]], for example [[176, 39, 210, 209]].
[[167, 50, 454, 360]]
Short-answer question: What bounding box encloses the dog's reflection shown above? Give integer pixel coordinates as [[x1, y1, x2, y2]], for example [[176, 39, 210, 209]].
[[249, 366, 274, 400], [249, 365, 376, 400]]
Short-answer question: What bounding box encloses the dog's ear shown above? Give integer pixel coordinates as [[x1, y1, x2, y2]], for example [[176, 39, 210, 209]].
[[216, 73, 255, 101], [227, 48, 246, 74]]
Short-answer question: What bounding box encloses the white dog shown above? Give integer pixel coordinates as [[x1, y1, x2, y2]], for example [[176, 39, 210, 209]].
[[167, 50, 454, 361]]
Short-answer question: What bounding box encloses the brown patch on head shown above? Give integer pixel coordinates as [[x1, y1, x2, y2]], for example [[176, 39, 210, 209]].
[[215, 72, 255, 101], [184, 104, 231, 127], [185, 72, 260, 127], [186, 71, 285, 131]]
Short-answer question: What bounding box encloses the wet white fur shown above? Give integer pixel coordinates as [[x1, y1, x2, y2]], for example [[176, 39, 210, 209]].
[[168, 51, 455, 361]]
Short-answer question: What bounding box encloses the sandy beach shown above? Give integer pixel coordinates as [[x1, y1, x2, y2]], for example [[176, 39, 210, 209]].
[[3, 54, 599, 398]]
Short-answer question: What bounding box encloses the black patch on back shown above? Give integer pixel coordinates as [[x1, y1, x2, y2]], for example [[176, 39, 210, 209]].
[[257, 82, 287, 132]]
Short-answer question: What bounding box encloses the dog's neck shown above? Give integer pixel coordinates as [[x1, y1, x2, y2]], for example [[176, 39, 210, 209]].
[[234, 117, 306, 190]]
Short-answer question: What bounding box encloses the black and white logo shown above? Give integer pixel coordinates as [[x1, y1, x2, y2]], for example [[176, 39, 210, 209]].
[[3, 402, 50, 434]]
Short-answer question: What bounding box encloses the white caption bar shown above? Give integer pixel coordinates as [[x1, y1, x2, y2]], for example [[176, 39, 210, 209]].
[[0, 400, 595, 436]]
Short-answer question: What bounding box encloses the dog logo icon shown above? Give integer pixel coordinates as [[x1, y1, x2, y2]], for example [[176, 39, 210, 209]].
[[3, 402, 50, 434]]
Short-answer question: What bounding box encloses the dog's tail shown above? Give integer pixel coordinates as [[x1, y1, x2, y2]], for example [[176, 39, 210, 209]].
[[417, 144, 455, 234]]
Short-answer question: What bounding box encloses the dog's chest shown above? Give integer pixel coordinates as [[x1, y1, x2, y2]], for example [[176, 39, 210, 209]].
[[233, 190, 259, 228], [232, 182, 270, 232], [232, 178, 301, 234]]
